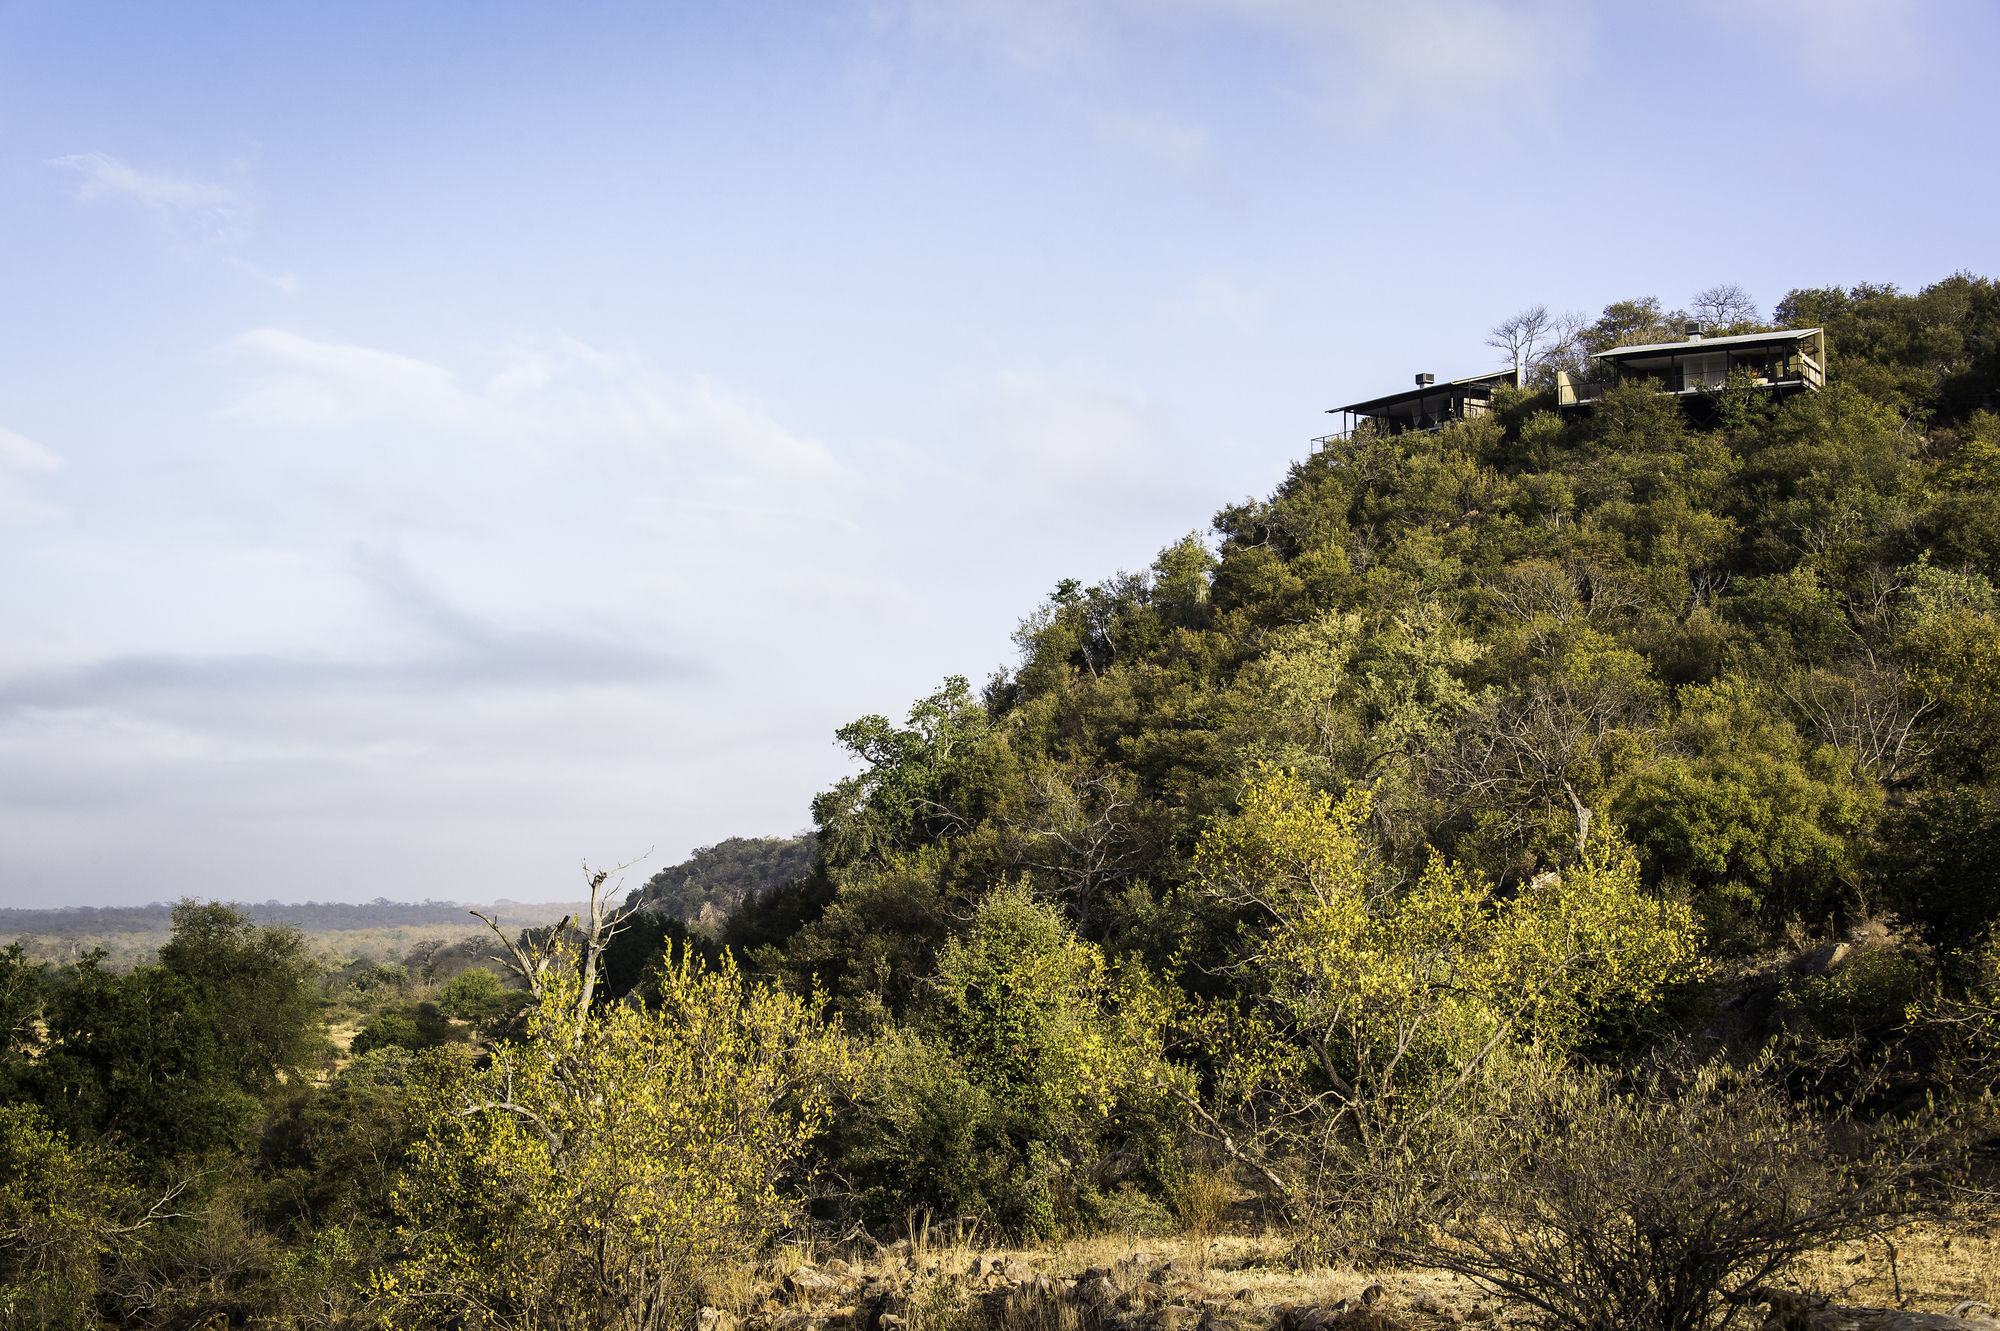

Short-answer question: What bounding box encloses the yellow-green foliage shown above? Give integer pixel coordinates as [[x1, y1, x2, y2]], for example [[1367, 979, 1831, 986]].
[[932, 884, 1180, 1123], [844, 886, 1189, 1239], [382, 946, 855, 1331], [1193, 770, 1706, 1149], [0, 1103, 134, 1330]]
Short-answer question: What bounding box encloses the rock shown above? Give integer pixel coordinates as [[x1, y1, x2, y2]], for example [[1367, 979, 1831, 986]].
[[1360, 1287, 1387, 1309], [1003, 1259, 1034, 1283], [1284, 1307, 1403, 1331], [877, 1318, 905, 1331], [1758, 1290, 2000, 1331], [1156, 1308, 1200, 1331], [788, 1268, 843, 1301], [1282, 1306, 1339, 1331], [1079, 1277, 1121, 1308], [1332, 1311, 1404, 1331], [699, 1309, 733, 1331], [1463, 1308, 1492, 1324], [826, 1259, 853, 1277], [1079, 1267, 1115, 1283], [1235, 1290, 1257, 1302], [968, 1256, 988, 1279]]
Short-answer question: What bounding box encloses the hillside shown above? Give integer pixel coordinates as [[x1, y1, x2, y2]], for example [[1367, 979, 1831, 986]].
[[624, 834, 814, 925], [4, 275, 1997, 1329], [734, 276, 2000, 1000]]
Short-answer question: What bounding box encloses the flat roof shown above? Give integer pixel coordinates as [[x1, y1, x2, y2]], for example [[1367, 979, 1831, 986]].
[[1331, 367, 1519, 416], [1592, 327, 1822, 360]]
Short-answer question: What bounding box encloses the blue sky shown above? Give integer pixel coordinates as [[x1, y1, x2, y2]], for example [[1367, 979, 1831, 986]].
[[1, 0, 1994, 907]]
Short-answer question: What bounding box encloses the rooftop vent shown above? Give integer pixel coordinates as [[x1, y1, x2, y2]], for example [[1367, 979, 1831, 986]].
[[1684, 320, 1703, 340], [1415, 372, 1436, 387]]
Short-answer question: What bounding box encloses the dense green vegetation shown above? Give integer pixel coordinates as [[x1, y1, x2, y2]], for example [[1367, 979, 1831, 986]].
[[626, 835, 815, 925], [4, 275, 1999, 1328]]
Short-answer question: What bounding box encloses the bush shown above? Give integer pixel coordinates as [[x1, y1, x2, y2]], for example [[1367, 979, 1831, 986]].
[[350, 1004, 455, 1057], [436, 968, 524, 1023], [0, 1103, 134, 1329], [1411, 1054, 1929, 1331], [836, 885, 1188, 1239], [1161, 1154, 1232, 1244], [383, 945, 854, 1329]]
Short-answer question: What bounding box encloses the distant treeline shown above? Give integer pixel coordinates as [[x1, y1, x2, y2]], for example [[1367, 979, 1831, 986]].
[[0, 897, 588, 937]]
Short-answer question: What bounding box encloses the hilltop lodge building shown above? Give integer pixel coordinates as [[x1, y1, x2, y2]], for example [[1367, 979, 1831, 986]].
[[1320, 325, 1827, 445]]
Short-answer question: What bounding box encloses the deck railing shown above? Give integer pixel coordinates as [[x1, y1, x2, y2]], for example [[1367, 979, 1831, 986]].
[[1558, 364, 1822, 407]]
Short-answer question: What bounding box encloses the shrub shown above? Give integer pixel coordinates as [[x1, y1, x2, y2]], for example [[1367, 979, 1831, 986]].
[[1161, 1154, 1232, 1245], [1185, 771, 1706, 1234], [1410, 1054, 1929, 1331], [382, 945, 854, 1330], [836, 885, 1188, 1239], [350, 1004, 456, 1057], [0, 1103, 134, 1330], [350, 1015, 422, 1057], [436, 968, 524, 1023]]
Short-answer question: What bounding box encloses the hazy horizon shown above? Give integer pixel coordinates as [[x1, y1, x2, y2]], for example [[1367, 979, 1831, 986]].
[[3, 1, 1996, 907]]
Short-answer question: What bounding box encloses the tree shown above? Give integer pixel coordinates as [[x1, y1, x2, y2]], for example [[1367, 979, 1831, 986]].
[[155, 901, 325, 1096], [1690, 283, 1760, 331], [1487, 304, 1586, 384], [1879, 785, 2000, 957], [1583, 297, 1680, 354], [840, 885, 1185, 1239], [28, 904, 325, 1164], [0, 944, 44, 1104], [1184, 771, 1704, 1228], [33, 954, 265, 1162], [1618, 678, 1876, 946], [0, 1103, 138, 1329], [1434, 634, 1663, 864], [813, 675, 993, 871], [382, 869, 855, 1331]]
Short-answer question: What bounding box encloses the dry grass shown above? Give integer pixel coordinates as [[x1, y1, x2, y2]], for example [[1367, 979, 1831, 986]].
[[1164, 1163, 1235, 1255], [1786, 1218, 2000, 1317], [725, 1212, 2000, 1327]]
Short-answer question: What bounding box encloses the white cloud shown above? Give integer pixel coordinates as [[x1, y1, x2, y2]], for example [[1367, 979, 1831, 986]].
[[1157, 273, 1269, 334], [0, 427, 62, 520], [883, 0, 1593, 128], [1282, 0, 1589, 127], [220, 329, 508, 436], [227, 257, 303, 295], [1092, 110, 1211, 173], [970, 371, 1157, 477], [884, 0, 1103, 67], [49, 152, 253, 244], [217, 328, 848, 516], [1692, 0, 1942, 90]]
